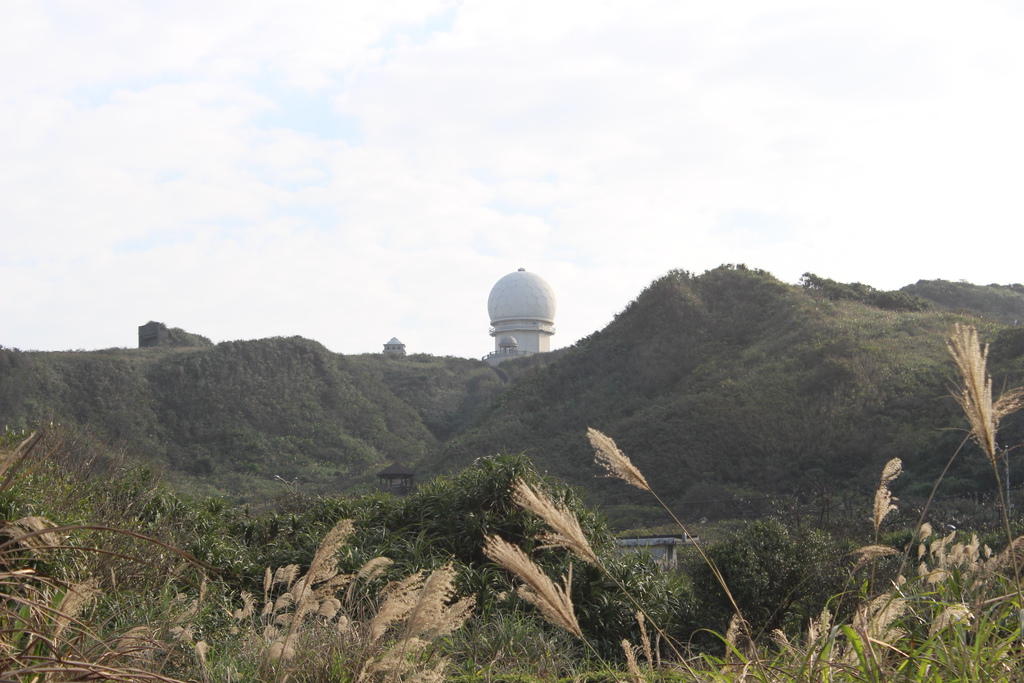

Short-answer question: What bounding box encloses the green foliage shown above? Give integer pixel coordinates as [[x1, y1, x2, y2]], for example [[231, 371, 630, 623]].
[[165, 326, 214, 347], [801, 272, 932, 312], [693, 527, 1024, 683], [347, 352, 506, 441], [168, 453, 679, 655], [434, 265, 1017, 523], [8, 419, 1024, 681], [0, 339, 503, 500], [685, 519, 851, 644], [902, 278, 1024, 325], [3, 265, 1024, 524], [441, 609, 584, 681]]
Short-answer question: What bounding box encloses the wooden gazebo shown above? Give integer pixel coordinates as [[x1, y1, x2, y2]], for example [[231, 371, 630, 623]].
[[377, 462, 415, 496]]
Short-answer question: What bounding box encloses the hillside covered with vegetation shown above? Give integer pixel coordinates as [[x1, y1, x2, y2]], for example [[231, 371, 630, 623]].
[[430, 266, 1024, 527], [0, 341, 506, 499], [4, 266, 1024, 681], [2, 265, 1024, 522]]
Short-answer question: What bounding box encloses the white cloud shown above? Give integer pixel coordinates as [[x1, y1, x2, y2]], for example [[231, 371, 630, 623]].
[[2, 0, 1023, 357]]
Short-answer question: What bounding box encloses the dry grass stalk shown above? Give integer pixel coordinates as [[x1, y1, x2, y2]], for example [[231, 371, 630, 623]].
[[194, 640, 211, 683], [231, 591, 255, 620], [271, 565, 300, 593], [317, 597, 342, 620], [722, 614, 753, 667], [52, 579, 101, 642], [852, 594, 907, 644], [356, 557, 394, 582], [345, 556, 394, 607], [588, 428, 651, 492], [405, 564, 476, 640], [364, 635, 429, 677], [919, 563, 951, 584], [930, 529, 957, 566], [928, 603, 972, 637], [402, 658, 448, 683], [240, 520, 473, 683], [622, 639, 643, 683], [586, 427, 756, 667], [0, 516, 63, 553], [512, 480, 598, 565], [724, 613, 743, 651], [364, 637, 451, 683], [806, 607, 831, 646], [910, 528, 995, 586], [946, 324, 1024, 600], [370, 570, 428, 641], [990, 536, 1024, 573], [306, 519, 354, 585], [636, 610, 652, 666], [851, 545, 899, 571], [483, 535, 583, 639], [271, 593, 293, 615], [771, 629, 792, 654], [116, 625, 158, 654], [362, 565, 473, 683], [947, 323, 1024, 463], [250, 520, 364, 665], [872, 458, 902, 537]]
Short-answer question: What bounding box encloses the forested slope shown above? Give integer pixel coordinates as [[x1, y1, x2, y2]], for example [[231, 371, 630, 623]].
[[3, 265, 1023, 520], [0, 338, 505, 499], [427, 266, 1024, 526], [902, 279, 1024, 325]]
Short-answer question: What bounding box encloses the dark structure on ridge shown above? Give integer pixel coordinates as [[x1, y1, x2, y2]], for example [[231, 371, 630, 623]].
[[138, 322, 170, 348]]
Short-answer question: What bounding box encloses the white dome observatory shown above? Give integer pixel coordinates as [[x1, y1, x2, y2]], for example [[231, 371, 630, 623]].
[[485, 268, 556, 364]]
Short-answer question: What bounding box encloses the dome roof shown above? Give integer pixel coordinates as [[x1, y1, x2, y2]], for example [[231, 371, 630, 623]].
[[498, 335, 518, 348], [487, 268, 557, 324]]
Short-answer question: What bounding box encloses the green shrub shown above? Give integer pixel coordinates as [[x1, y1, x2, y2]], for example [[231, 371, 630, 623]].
[[686, 518, 850, 644]]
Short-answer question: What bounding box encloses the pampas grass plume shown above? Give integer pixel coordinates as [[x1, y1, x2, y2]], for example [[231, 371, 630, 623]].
[[513, 479, 598, 565], [873, 458, 901, 536], [622, 640, 642, 683], [588, 428, 650, 492], [947, 323, 1024, 463], [483, 535, 583, 639], [307, 519, 354, 585]]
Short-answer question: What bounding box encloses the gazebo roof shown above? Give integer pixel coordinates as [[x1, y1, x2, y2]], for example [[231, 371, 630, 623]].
[[377, 462, 415, 478]]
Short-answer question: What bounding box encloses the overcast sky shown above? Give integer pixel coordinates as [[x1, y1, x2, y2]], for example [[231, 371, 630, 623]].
[[3, 1, 1023, 358]]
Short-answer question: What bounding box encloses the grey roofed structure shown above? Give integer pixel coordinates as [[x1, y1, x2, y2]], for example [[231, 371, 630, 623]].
[[377, 462, 415, 496], [614, 535, 697, 569], [383, 337, 407, 355]]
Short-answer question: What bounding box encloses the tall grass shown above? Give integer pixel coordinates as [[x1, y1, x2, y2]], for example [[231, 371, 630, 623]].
[[0, 432, 201, 682], [208, 519, 477, 682], [479, 325, 1024, 680]]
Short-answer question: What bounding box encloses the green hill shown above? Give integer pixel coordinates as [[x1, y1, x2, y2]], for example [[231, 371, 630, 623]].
[[2, 265, 1023, 522], [901, 279, 1024, 325], [427, 266, 1024, 526], [0, 338, 505, 499]]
